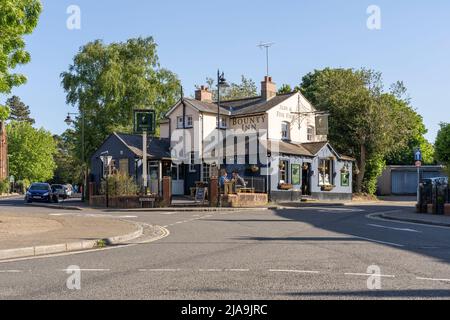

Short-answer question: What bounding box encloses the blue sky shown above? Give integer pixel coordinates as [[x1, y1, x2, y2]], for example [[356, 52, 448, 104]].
[[6, 0, 450, 143]]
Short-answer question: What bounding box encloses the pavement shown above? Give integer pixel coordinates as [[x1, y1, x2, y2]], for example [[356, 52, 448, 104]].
[[0, 197, 147, 260], [1, 196, 450, 299], [378, 210, 450, 227]]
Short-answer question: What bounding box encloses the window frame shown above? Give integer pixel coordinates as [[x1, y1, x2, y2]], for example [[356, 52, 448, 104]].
[[185, 115, 193, 128], [177, 116, 184, 129], [189, 152, 196, 172], [307, 126, 315, 142], [318, 158, 333, 186], [281, 121, 290, 141]]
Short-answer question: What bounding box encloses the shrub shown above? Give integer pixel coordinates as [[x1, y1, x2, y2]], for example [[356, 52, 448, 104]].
[[100, 173, 139, 197], [0, 179, 10, 194]]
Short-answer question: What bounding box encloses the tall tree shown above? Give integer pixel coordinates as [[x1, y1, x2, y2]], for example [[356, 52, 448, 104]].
[[5, 95, 35, 124], [61, 37, 180, 163], [203, 75, 258, 101], [435, 122, 450, 176], [51, 131, 83, 184], [0, 0, 42, 96], [300, 68, 420, 194], [7, 121, 57, 182]]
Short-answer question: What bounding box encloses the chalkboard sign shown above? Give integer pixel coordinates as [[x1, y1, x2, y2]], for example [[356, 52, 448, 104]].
[[195, 187, 207, 203]]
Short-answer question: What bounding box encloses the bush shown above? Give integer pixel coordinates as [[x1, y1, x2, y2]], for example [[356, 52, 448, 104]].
[[15, 179, 31, 194], [0, 179, 10, 194], [100, 173, 139, 197]]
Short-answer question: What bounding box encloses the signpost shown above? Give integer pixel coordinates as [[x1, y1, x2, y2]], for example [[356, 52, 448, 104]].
[[134, 110, 156, 195], [414, 148, 422, 203]]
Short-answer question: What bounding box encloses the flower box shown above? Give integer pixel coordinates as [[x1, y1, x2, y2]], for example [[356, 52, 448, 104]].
[[278, 183, 293, 191], [321, 185, 335, 192]]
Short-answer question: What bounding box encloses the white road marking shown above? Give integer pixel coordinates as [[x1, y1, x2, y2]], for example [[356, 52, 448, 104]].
[[269, 269, 320, 274], [368, 223, 421, 233], [354, 235, 405, 247], [0, 270, 22, 273], [139, 269, 181, 272], [117, 215, 138, 219], [366, 212, 450, 230], [300, 207, 364, 212], [345, 272, 395, 278], [225, 269, 250, 272], [199, 269, 222, 272], [60, 268, 110, 272], [159, 212, 176, 215], [416, 277, 450, 282]]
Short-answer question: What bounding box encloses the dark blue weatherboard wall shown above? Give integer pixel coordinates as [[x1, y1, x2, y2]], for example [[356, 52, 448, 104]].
[[90, 134, 138, 186]]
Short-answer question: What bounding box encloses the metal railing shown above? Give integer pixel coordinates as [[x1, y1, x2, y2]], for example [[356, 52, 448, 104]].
[[242, 176, 266, 193]]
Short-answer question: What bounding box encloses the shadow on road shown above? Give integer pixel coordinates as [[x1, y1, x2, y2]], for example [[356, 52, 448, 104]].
[[240, 204, 450, 265], [283, 289, 450, 298]]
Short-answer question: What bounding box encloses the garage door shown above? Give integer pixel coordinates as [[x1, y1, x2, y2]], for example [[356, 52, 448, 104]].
[[392, 171, 417, 195]]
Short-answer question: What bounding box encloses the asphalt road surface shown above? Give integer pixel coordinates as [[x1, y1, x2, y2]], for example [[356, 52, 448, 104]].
[[1, 197, 450, 300]]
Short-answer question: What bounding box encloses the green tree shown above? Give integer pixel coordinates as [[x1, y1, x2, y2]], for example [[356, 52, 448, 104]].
[[300, 68, 418, 194], [435, 122, 450, 176], [61, 37, 180, 163], [384, 94, 434, 165], [0, 0, 42, 95], [7, 121, 57, 182], [203, 75, 257, 101], [0, 105, 9, 121], [278, 84, 292, 94], [5, 95, 35, 124], [51, 132, 83, 184]]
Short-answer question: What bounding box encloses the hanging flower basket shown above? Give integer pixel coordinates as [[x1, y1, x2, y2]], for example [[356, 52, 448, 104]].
[[321, 185, 335, 192], [278, 183, 293, 190]]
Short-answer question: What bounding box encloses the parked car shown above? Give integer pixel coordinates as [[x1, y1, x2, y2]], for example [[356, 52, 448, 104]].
[[25, 183, 58, 203], [51, 184, 70, 200], [64, 184, 73, 198]]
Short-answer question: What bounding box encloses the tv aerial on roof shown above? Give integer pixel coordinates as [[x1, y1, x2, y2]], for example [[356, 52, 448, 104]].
[[257, 42, 275, 77]]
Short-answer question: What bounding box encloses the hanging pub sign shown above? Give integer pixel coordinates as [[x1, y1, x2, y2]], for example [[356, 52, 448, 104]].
[[315, 114, 329, 136], [134, 109, 156, 134]]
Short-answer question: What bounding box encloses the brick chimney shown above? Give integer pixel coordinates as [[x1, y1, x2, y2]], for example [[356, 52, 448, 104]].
[[261, 76, 277, 101], [195, 86, 213, 103]]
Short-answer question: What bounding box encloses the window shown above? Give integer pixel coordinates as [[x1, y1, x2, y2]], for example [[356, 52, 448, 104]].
[[318, 158, 333, 186], [291, 164, 301, 185], [307, 126, 314, 141], [119, 159, 129, 175], [177, 116, 184, 129], [279, 160, 289, 183], [201, 163, 211, 182], [282, 122, 290, 140], [185, 115, 193, 128], [216, 116, 227, 129], [189, 152, 196, 172]]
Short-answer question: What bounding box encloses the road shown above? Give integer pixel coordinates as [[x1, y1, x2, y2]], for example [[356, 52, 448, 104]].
[[0, 197, 450, 299]]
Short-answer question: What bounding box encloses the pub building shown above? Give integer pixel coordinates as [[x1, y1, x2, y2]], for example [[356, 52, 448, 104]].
[[91, 76, 354, 202]]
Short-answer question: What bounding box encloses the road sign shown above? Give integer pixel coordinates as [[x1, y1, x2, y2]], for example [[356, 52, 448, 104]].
[[414, 148, 422, 162], [415, 160, 422, 168], [134, 109, 156, 134]]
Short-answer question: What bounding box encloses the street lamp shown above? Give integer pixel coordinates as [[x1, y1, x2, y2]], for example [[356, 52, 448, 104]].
[[216, 70, 229, 207], [65, 111, 86, 202]]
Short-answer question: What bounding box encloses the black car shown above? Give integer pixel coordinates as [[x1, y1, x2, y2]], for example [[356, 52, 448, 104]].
[[25, 183, 58, 203]]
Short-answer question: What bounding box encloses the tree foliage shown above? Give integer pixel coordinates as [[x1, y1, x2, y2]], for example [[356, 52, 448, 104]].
[[300, 68, 431, 194], [0, 0, 42, 95], [435, 122, 450, 165], [61, 37, 180, 162], [7, 121, 57, 182], [5, 95, 35, 124], [203, 75, 257, 101], [51, 131, 83, 184]]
